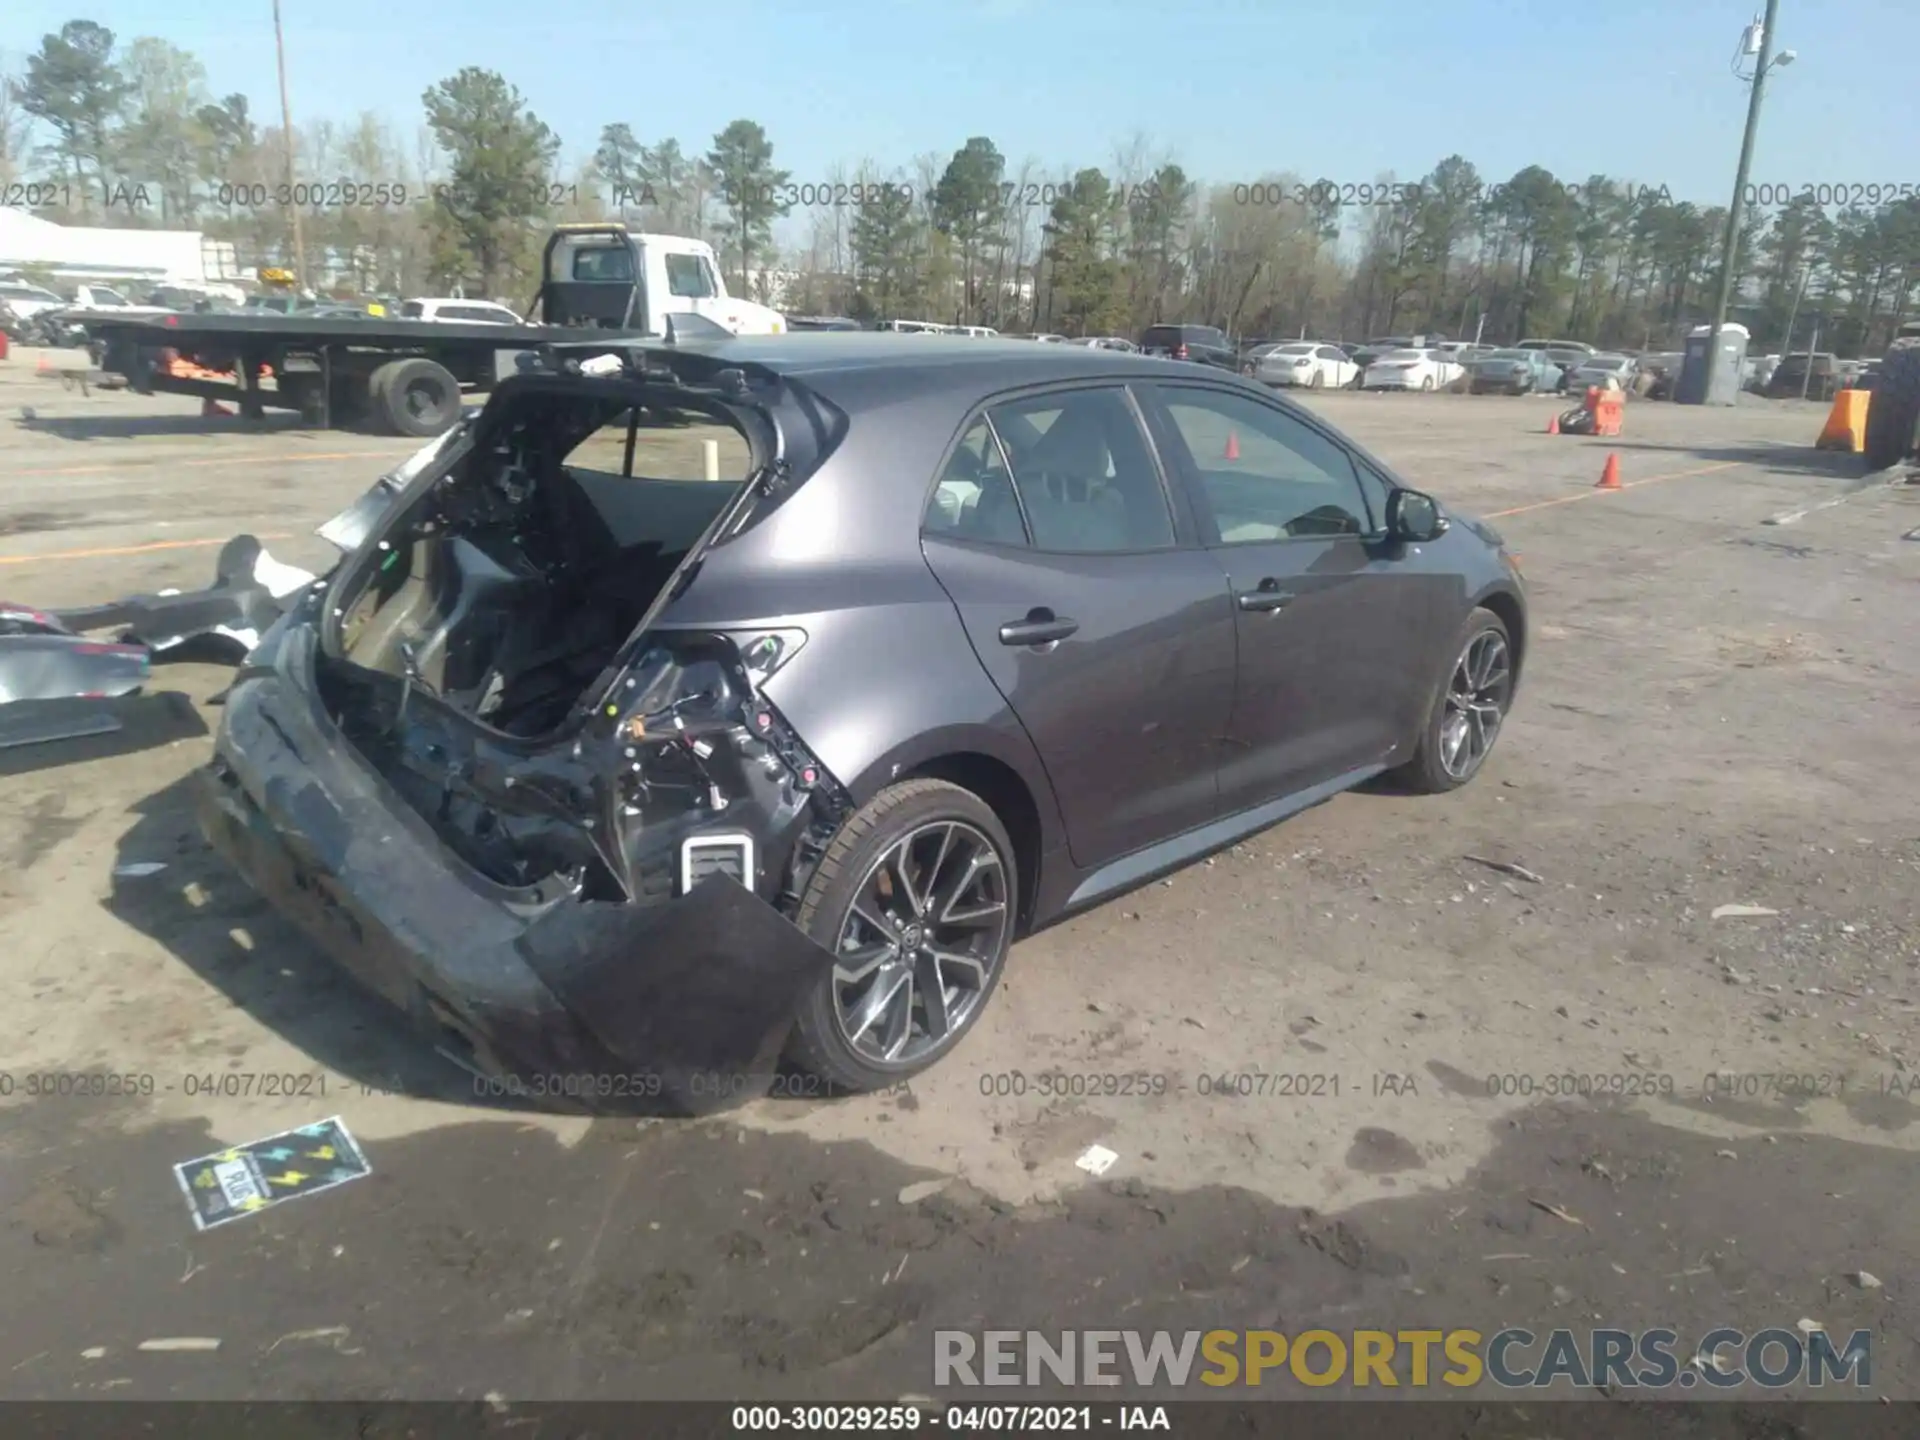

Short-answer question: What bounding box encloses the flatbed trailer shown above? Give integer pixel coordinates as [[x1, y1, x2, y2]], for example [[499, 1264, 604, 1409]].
[[85, 311, 635, 437], [78, 223, 788, 439]]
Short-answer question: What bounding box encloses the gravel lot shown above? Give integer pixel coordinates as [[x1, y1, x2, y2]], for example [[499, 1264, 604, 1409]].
[[1, 350, 1915, 1413]]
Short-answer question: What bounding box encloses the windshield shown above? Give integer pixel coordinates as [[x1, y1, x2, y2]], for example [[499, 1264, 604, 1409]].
[[1380, 349, 1426, 360], [1275, 344, 1315, 355]]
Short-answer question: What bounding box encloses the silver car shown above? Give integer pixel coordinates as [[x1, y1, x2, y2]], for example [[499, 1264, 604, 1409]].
[[1562, 354, 1635, 394]]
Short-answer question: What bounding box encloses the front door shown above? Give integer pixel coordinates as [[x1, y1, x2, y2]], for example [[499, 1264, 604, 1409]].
[[1142, 382, 1443, 813], [920, 384, 1236, 870]]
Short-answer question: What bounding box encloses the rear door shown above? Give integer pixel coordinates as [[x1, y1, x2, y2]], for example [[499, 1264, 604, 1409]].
[[1140, 381, 1450, 810], [920, 383, 1236, 869]]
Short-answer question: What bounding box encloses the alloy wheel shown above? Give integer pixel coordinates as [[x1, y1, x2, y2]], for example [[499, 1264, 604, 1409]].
[[831, 820, 1012, 1066], [1439, 629, 1512, 780]]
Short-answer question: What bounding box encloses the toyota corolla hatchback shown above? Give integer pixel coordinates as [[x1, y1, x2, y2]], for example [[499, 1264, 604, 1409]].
[[199, 334, 1527, 1110]]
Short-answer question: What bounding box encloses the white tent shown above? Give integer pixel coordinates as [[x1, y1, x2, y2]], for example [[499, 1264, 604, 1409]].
[[0, 207, 240, 286]]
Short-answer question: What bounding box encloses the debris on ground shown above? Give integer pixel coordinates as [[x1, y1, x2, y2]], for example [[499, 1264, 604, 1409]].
[[1464, 854, 1545, 884], [896, 1179, 950, 1206], [1850, 1271, 1883, 1290], [1075, 1145, 1120, 1178], [112, 862, 167, 879], [1528, 1199, 1585, 1226], [136, 1338, 220, 1353], [1711, 904, 1780, 919]]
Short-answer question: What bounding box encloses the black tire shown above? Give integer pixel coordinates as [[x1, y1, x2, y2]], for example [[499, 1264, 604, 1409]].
[[1864, 340, 1920, 471], [1420, 375, 1435, 392], [784, 778, 1018, 1092], [373, 356, 461, 438], [1392, 607, 1515, 794], [1309, 369, 1324, 389]]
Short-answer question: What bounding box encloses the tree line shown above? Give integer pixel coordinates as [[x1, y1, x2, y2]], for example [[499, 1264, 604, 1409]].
[[5, 18, 1917, 354]]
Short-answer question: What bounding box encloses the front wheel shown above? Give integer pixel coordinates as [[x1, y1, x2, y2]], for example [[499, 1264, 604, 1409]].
[[785, 779, 1018, 1091], [1393, 608, 1515, 793]]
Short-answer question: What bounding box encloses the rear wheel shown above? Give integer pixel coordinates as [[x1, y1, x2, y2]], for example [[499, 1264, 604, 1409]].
[[1309, 369, 1325, 389], [785, 779, 1017, 1091], [1864, 340, 1920, 471], [1421, 375, 1436, 392], [372, 357, 461, 438], [1393, 608, 1515, 794]]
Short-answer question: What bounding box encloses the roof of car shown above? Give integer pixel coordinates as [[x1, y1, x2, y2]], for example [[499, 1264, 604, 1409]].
[[629, 332, 1201, 385]]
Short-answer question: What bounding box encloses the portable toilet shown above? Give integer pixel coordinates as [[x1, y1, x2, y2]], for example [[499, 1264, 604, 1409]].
[[1675, 322, 1749, 405]]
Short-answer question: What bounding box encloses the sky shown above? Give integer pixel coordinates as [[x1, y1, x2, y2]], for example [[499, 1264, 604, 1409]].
[[8, 0, 1919, 239]]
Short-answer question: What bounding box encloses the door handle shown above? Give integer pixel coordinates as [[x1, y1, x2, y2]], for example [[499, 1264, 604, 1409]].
[[1236, 583, 1295, 613], [999, 609, 1079, 646]]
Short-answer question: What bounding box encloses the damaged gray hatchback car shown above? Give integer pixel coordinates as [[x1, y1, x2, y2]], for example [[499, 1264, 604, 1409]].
[[199, 333, 1527, 1110]]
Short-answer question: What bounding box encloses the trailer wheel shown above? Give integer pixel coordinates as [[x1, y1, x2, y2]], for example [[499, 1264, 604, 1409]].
[[1864, 340, 1920, 471], [373, 357, 461, 438]]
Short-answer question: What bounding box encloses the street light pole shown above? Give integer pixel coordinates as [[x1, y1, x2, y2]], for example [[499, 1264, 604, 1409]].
[[1702, 0, 1781, 403], [273, 0, 308, 289]]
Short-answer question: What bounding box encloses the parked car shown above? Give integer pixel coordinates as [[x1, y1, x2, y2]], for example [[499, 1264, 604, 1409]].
[[1362, 347, 1463, 392], [1767, 352, 1842, 402], [785, 316, 865, 332], [1076, 336, 1139, 351], [1435, 341, 1495, 367], [1139, 324, 1237, 369], [1516, 338, 1595, 359], [196, 335, 1527, 1101], [1350, 336, 1416, 372], [399, 298, 528, 326], [1561, 353, 1637, 393], [1238, 341, 1291, 373], [0, 277, 69, 323], [1468, 348, 1561, 394], [1253, 342, 1360, 390]]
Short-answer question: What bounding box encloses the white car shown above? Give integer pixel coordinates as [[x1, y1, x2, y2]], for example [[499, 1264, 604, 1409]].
[[1254, 342, 1359, 390], [400, 298, 526, 325], [1076, 336, 1138, 351], [0, 279, 71, 321], [1362, 347, 1463, 392]]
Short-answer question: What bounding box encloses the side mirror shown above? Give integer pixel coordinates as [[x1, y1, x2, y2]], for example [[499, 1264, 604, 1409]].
[[1386, 488, 1448, 543]]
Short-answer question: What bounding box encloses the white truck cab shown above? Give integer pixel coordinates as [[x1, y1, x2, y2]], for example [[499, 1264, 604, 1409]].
[[540, 227, 785, 337]]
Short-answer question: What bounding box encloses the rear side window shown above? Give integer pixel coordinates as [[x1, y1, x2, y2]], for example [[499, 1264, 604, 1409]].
[[401, 301, 424, 318], [990, 388, 1175, 553], [572, 246, 634, 281]]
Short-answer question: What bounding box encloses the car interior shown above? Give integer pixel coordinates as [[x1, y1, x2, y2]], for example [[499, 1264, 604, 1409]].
[[927, 390, 1176, 552]]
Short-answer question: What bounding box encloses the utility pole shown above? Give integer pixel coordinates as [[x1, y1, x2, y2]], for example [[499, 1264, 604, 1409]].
[[1780, 259, 1810, 362], [273, 0, 308, 290], [1702, 0, 1784, 403]]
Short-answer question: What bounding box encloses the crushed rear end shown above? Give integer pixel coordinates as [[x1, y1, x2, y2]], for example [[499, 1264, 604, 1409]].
[[196, 349, 854, 1111]]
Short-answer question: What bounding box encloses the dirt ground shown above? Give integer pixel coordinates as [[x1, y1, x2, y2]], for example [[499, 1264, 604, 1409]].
[[0, 349, 1915, 1414]]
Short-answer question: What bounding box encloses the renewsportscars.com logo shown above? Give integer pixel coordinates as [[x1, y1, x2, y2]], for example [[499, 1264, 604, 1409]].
[[933, 1327, 1872, 1391]]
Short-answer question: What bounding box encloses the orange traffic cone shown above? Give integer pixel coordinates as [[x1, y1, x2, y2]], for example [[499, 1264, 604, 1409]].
[[1595, 453, 1621, 490], [1224, 431, 1240, 461], [1546, 413, 1559, 435]]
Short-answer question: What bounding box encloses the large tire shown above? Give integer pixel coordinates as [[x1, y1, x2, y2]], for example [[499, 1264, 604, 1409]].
[[1864, 340, 1920, 471], [784, 779, 1018, 1092], [1309, 369, 1324, 389], [1392, 607, 1515, 794], [373, 356, 461, 438]]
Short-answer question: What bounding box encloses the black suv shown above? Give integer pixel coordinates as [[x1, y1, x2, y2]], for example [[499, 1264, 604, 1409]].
[[1139, 324, 1236, 369]]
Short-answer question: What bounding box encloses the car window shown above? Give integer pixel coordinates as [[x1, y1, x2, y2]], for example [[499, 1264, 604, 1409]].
[[926, 418, 1026, 546], [1156, 386, 1370, 542], [665, 254, 717, 298], [563, 407, 750, 483], [572, 246, 634, 282], [1315, 346, 1343, 361], [980, 388, 1174, 553]]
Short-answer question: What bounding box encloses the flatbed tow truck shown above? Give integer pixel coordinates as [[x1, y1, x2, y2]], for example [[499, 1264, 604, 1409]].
[[81, 226, 786, 437]]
